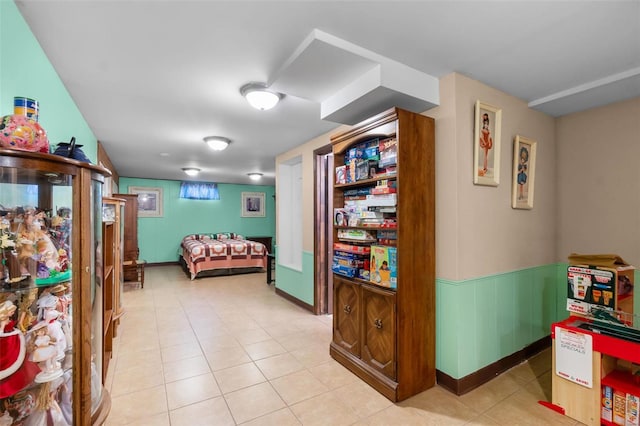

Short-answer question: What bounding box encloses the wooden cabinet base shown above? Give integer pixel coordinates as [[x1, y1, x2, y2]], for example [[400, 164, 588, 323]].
[[91, 388, 112, 425], [330, 342, 399, 401]]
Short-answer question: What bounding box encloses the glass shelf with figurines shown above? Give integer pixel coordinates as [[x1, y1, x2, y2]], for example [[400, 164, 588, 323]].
[[0, 148, 111, 425]]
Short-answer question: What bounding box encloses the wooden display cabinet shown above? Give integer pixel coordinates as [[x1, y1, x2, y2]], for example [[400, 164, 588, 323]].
[[329, 107, 435, 402], [113, 193, 138, 282], [0, 148, 111, 425], [102, 196, 125, 382]]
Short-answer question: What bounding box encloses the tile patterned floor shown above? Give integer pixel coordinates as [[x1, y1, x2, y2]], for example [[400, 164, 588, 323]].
[[104, 265, 584, 425]]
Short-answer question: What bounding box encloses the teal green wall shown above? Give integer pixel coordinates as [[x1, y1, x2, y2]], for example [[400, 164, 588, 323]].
[[120, 178, 275, 263], [436, 263, 568, 379], [0, 1, 98, 161], [275, 251, 315, 306], [437, 263, 640, 379]]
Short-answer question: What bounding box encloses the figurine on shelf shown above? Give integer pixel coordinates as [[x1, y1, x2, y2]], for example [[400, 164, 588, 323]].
[[15, 208, 38, 276], [51, 284, 72, 349], [28, 321, 63, 383], [50, 208, 71, 255], [23, 380, 69, 426], [1, 390, 35, 424], [36, 293, 57, 322], [44, 309, 66, 360], [0, 300, 40, 399], [17, 288, 37, 333], [56, 370, 72, 425]]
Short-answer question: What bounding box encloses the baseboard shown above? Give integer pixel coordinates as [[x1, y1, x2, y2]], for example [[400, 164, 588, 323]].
[[275, 288, 314, 312], [436, 335, 551, 396], [146, 261, 179, 267]]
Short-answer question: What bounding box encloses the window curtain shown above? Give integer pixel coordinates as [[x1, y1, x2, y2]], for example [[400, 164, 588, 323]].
[[179, 182, 220, 200]]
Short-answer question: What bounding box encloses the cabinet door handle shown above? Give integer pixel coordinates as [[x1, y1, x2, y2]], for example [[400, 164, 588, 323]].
[[343, 304, 351, 314], [374, 319, 383, 329]]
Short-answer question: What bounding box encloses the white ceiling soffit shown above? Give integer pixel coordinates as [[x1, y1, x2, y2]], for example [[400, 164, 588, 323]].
[[270, 29, 439, 125], [528, 66, 640, 117]]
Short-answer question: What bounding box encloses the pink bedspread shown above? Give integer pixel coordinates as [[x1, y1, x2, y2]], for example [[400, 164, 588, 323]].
[[181, 237, 267, 280]]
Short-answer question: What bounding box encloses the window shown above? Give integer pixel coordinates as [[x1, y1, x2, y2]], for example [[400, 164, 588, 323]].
[[179, 182, 220, 200]]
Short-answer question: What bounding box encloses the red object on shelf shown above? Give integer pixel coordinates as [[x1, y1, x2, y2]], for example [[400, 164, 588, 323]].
[[602, 369, 640, 398], [551, 316, 640, 365]]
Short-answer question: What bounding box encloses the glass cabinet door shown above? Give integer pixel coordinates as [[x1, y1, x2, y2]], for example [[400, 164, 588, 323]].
[[0, 150, 110, 425], [0, 166, 78, 424]]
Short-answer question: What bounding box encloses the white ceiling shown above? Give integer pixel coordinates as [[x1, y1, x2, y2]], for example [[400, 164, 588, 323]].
[[16, 1, 640, 186]]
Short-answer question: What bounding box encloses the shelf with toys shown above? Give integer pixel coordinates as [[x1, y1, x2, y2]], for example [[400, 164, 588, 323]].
[[550, 254, 638, 426], [329, 107, 435, 402]]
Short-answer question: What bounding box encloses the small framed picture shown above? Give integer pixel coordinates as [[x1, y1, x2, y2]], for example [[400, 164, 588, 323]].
[[511, 135, 537, 209], [241, 192, 265, 217], [129, 186, 163, 217], [473, 100, 502, 186]]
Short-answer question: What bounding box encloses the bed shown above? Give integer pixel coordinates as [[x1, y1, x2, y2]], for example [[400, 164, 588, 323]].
[[180, 233, 268, 280]]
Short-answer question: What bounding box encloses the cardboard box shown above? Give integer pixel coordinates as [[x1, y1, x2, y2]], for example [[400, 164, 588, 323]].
[[614, 389, 626, 425], [602, 385, 613, 423], [566, 253, 635, 317], [627, 393, 639, 426], [369, 245, 397, 288]]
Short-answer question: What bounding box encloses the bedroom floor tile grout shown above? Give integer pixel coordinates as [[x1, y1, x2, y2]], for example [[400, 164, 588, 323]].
[[104, 265, 584, 425]]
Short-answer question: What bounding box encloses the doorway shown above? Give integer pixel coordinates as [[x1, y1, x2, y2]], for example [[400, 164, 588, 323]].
[[314, 146, 333, 315]]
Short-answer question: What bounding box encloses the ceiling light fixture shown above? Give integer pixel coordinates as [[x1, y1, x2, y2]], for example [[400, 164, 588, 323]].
[[247, 172, 263, 181], [240, 82, 282, 111], [203, 136, 231, 151], [182, 167, 200, 176]]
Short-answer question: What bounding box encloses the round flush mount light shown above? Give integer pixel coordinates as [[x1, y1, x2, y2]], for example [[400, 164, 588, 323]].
[[182, 167, 200, 176], [240, 83, 282, 111], [247, 172, 263, 181], [204, 136, 231, 151]]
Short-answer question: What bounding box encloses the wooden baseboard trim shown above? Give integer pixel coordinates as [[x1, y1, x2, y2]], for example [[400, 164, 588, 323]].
[[436, 335, 551, 395], [275, 288, 314, 312], [146, 261, 178, 267]]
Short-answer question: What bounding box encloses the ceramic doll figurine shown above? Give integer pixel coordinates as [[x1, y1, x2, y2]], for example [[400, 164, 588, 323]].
[[36, 293, 57, 322], [56, 370, 72, 425], [17, 288, 37, 333], [44, 309, 66, 360], [51, 284, 72, 349], [0, 300, 39, 399], [23, 380, 69, 426], [15, 208, 37, 276], [29, 321, 63, 383]]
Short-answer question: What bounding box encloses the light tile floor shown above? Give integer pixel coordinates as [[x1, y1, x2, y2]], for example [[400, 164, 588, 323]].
[[104, 265, 584, 425]]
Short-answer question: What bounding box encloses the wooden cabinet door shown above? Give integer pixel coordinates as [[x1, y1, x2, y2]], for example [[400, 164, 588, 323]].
[[361, 286, 396, 380], [333, 277, 361, 357]]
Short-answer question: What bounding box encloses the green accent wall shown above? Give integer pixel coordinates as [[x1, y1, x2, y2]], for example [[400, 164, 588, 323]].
[[437, 264, 640, 379], [436, 263, 568, 379], [274, 251, 315, 306], [1, 1, 98, 161], [120, 178, 275, 263]]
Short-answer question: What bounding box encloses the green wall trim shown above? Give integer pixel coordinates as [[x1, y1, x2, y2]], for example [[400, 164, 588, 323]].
[[275, 251, 314, 306], [436, 263, 567, 379]]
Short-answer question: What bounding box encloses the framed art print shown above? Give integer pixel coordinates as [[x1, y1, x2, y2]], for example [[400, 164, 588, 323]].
[[128, 186, 163, 217], [241, 192, 265, 217], [473, 100, 502, 186], [511, 135, 537, 209]]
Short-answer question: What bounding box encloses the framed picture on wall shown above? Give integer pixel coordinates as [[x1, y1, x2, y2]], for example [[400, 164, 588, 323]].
[[511, 135, 537, 209], [129, 186, 163, 217], [473, 100, 502, 186], [241, 192, 265, 217]]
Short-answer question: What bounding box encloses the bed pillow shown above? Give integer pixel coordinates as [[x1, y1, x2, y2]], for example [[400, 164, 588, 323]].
[[233, 234, 244, 240], [215, 232, 232, 240]]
